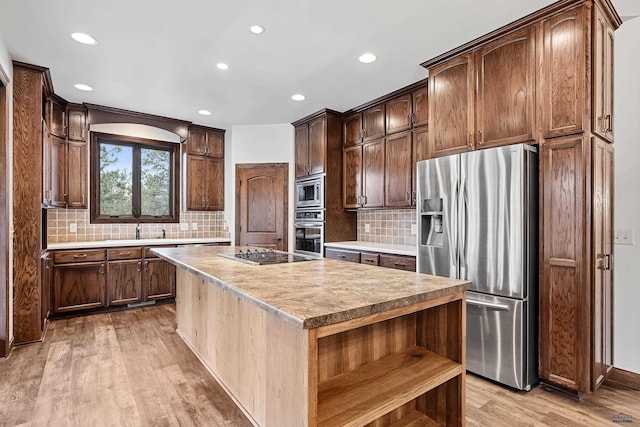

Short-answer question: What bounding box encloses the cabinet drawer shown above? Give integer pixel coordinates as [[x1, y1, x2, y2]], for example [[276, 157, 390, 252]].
[[54, 249, 105, 264], [379, 254, 416, 272], [325, 248, 361, 263], [108, 247, 142, 261], [144, 245, 176, 258], [360, 253, 380, 266]]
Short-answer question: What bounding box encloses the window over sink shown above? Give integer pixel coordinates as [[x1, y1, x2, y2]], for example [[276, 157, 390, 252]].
[[90, 132, 180, 223]]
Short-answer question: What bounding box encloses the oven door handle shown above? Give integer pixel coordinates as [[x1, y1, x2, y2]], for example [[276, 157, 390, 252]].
[[295, 222, 323, 228]]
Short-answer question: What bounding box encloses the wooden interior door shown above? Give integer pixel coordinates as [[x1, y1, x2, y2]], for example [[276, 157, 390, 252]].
[[236, 164, 288, 250]]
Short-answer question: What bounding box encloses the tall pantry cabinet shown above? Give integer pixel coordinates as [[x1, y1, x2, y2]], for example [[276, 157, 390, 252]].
[[422, 0, 620, 395]]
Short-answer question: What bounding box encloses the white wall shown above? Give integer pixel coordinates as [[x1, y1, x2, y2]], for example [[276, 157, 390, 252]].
[[227, 124, 295, 252], [0, 34, 13, 344], [613, 17, 640, 374]]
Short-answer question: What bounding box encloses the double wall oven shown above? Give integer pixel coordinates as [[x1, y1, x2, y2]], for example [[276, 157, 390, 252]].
[[295, 176, 324, 257]]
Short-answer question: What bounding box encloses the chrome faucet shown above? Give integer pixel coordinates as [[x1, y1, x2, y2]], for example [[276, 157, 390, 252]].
[[135, 223, 141, 240], [162, 228, 166, 239]]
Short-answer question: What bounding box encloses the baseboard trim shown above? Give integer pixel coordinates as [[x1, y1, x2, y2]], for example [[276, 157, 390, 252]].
[[605, 367, 640, 391]]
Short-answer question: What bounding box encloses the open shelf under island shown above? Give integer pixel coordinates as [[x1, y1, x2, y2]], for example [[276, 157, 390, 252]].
[[152, 246, 468, 427]]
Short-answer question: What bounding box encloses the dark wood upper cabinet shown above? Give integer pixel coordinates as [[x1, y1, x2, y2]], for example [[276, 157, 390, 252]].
[[385, 131, 412, 207], [49, 135, 66, 208], [362, 138, 385, 208], [412, 86, 429, 128], [295, 115, 326, 177], [343, 145, 362, 209], [67, 105, 87, 141], [186, 126, 207, 155], [343, 112, 363, 146], [475, 26, 536, 148], [541, 5, 585, 138], [186, 126, 224, 157], [185, 155, 207, 210], [48, 98, 66, 138], [206, 158, 225, 211], [362, 105, 385, 142], [428, 54, 475, 158], [184, 125, 225, 211], [42, 123, 51, 206], [593, 3, 615, 142], [294, 124, 309, 178], [386, 94, 412, 135], [67, 140, 87, 208], [412, 126, 429, 205]]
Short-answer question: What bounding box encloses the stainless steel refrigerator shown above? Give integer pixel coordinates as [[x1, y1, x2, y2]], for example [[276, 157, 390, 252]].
[[416, 144, 538, 390]]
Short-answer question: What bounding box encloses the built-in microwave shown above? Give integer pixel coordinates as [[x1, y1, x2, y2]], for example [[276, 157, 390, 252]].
[[296, 177, 323, 209]]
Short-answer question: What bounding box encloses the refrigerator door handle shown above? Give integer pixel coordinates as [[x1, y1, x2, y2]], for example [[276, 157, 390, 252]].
[[458, 175, 468, 269], [450, 179, 460, 268], [466, 298, 510, 311]]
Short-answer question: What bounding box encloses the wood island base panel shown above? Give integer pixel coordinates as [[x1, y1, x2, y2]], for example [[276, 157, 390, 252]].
[[153, 245, 468, 427]]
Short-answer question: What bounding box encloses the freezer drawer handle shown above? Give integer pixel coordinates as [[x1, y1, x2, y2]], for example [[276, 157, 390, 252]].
[[466, 298, 510, 311]]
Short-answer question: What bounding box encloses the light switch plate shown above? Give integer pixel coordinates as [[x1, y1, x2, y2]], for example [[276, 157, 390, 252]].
[[180, 223, 188, 231], [192, 223, 198, 231], [364, 223, 370, 233], [615, 229, 634, 245], [69, 223, 77, 233], [411, 224, 417, 235]]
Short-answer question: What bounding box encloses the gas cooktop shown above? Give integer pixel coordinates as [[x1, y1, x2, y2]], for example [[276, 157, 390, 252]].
[[217, 249, 317, 266]]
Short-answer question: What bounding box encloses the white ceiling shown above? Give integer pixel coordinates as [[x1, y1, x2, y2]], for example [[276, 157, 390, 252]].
[[0, 0, 635, 130]]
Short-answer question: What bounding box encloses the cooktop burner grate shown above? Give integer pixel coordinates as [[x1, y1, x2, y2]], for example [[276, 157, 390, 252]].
[[217, 249, 317, 266]]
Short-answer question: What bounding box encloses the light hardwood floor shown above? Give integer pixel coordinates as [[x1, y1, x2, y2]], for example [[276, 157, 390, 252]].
[[1, 304, 638, 426]]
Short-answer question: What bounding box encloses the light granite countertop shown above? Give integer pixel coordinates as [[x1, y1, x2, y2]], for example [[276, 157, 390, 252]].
[[48, 237, 231, 250], [153, 245, 467, 330], [324, 241, 417, 256]]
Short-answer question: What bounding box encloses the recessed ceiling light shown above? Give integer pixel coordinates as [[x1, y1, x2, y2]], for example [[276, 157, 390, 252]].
[[71, 32, 97, 45], [74, 83, 93, 91], [291, 94, 305, 101], [198, 110, 212, 116], [249, 25, 265, 34], [358, 53, 377, 64], [216, 63, 229, 70]]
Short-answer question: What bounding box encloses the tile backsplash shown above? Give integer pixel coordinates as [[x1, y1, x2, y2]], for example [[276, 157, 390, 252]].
[[47, 210, 230, 244], [357, 209, 417, 246]]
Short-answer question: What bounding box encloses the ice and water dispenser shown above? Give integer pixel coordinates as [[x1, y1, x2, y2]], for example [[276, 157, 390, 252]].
[[420, 198, 444, 247]]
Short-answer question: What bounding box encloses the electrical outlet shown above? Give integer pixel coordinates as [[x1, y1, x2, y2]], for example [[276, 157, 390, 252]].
[[365, 223, 370, 233], [192, 223, 198, 231], [69, 223, 77, 233], [180, 223, 188, 231], [411, 224, 417, 235], [615, 229, 634, 245]]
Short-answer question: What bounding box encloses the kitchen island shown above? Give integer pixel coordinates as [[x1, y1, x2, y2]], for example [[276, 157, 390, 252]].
[[152, 245, 468, 427]]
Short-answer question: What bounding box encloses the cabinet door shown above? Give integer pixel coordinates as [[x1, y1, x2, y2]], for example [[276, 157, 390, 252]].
[[50, 135, 66, 208], [186, 127, 207, 155], [593, 5, 615, 142], [379, 254, 416, 272], [308, 116, 326, 175], [412, 86, 429, 128], [362, 139, 384, 208], [49, 99, 66, 138], [412, 127, 429, 206], [343, 145, 362, 209], [206, 130, 225, 158], [539, 135, 587, 392], [67, 106, 86, 141], [541, 6, 585, 138], [385, 131, 412, 207], [592, 138, 613, 391], [67, 140, 87, 208], [363, 105, 385, 142], [144, 258, 176, 300], [107, 260, 142, 305], [343, 113, 363, 146], [41, 253, 52, 328], [294, 124, 309, 178], [476, 26, 536, 148], [428, 54, 475, 158], [53, 262, 106, 312], [386, 94, 411, 135], [186, 155, 208, 210], [42, 124, 51, 206], [206, 157, 224, 210]]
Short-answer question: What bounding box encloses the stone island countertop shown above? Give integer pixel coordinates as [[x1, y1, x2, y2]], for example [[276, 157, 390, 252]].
[[152, 245, 468, 329]]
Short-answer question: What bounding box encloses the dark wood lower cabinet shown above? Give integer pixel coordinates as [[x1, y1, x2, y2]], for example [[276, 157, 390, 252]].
[[107, 260, 142, 305], [325, 247, 416, 272], [144, 258, 176, 300], [53, 262, 106, 313]]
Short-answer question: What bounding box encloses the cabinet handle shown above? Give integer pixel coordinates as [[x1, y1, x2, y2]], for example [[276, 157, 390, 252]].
[[394, 262, 406, 267], [339, 255, 346, 259], [406, 191, 410, 203], [73, 254, 87, 258], [467, 133, 472, 149], [363, 195, 367, 205], [81, 194, 85, 206], [478, 130, 482, 144], [99, 264, 105, 274], [117, 252, 132, 256], [412, 112, 417, 125], [144, 260, 149, 271], [202, 197, 206, 208], [407, 114, 411, 126], [606, 114, 612, 132], [137, 261, 142, 272], [411, 191, 416, 204]]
